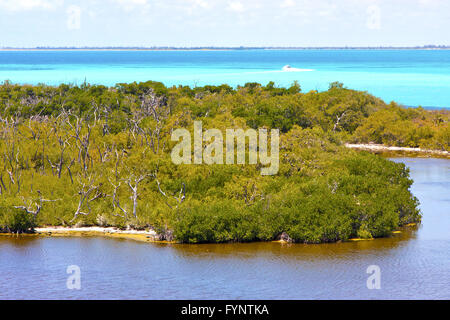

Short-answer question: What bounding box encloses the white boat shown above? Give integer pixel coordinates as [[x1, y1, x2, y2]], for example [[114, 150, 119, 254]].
[[282, 65, 314, 72]]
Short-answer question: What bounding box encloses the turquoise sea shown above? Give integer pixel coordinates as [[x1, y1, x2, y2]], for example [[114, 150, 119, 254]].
[[1, 49, 450, 108]]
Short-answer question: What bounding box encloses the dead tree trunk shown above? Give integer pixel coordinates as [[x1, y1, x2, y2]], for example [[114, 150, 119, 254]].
[[108, 179, 128, 219], [154, 172, 186, 209], [126, 174, 150, 218], [71, 176, 103, 222], [14, 191, 61, 218]]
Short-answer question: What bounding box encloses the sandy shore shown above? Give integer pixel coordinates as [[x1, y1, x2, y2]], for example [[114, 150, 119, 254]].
[[30, 226, 172, 243], [0, 223, 417, 243], [345, 143, 449, 157]]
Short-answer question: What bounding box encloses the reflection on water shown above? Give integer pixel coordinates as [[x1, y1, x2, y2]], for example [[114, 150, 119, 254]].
[[0, 158, 449, 299]]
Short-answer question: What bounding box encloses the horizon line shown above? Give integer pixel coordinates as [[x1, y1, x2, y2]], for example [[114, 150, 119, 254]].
[[1, 45, 450, 50]]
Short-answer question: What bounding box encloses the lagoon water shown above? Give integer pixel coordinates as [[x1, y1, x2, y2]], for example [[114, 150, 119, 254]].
[[0, 158, 449, 299], [1, 49, 450, 108]]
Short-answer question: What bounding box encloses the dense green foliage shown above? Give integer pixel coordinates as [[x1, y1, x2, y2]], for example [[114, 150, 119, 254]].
[[0, 80, 431, 242], [0, 207, 36, 233], [0, 80, 447, 150]]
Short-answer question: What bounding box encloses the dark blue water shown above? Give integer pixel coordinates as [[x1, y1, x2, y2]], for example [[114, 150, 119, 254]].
[[1, 49, 450, 108]]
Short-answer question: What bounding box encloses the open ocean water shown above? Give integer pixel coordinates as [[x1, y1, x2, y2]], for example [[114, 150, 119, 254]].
[[0, 49, 449, 108]]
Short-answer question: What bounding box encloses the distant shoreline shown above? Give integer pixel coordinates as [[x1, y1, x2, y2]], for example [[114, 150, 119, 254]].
[[1, 46, 450, 51], [0, 48, 233, 52]]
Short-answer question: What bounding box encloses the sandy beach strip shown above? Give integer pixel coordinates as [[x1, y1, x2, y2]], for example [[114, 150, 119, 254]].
[[30, 226, 169, 243], [345, 143, 449, 157]]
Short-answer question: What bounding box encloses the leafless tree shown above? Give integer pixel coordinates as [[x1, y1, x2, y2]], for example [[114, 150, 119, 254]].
[[108, 178, 128, 219], [71, 176, 104, 222], [154, 171, 186, 209], [243, 183, 264, 206], [71, 117, 92, 175], [126, 174, 151, 218], [333, 110, 347, 132], [14, 191, 61, 218], [66, 158, 75, 184], [129, 89, 170, 154]]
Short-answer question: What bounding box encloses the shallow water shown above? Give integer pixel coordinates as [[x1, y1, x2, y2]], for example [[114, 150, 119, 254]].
[[0, 158, 449, 299], [1, 49, 450, 108]]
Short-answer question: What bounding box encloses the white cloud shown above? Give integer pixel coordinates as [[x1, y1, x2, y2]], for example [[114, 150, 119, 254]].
[[418, 0, 438, 5], [180, 0, 211, 15], [88, 10, 96, 19], [228, 1, 244, 12], [113, 0, 149, 11], [189, 0, 209, 8], [366, 5, 381, 30], [280, 0, 295, 8], [115, 0, 147, 4], [417, 0, 447, 8], [0, 0, 63, 11]]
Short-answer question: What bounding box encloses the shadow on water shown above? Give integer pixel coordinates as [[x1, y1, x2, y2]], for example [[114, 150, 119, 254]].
[[169, 226, 419, 261]]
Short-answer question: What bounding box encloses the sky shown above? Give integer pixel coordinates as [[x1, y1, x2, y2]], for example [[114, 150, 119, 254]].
[[0, 0, 449, 47]]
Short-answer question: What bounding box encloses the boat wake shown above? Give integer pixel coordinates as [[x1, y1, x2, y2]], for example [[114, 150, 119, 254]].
[[282, 65, 313, 72]]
